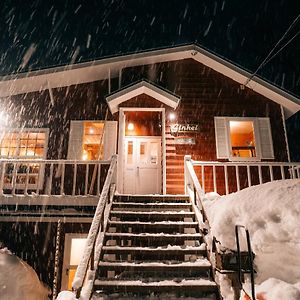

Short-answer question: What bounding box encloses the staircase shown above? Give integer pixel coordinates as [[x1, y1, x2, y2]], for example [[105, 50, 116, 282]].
[[92, 194, 221, 299]]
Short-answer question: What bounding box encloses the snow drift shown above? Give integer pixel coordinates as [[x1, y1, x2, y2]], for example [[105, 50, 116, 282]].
[[0, 247, 49, 300], [203, 179, 300, 299]]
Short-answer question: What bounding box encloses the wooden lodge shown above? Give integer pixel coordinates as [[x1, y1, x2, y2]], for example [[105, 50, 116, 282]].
[[0, 44, 299, 297]]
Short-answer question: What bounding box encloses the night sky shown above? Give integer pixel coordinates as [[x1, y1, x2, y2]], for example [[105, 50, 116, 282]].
[[1, 0, 299, 96], [1, 0, 300, 158]]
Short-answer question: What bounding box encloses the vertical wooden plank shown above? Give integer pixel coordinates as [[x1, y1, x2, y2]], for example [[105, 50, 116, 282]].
[[35, 162, 41, 195], [247, 165, 251, 187], [72, 163, 77, 196], [24, 163, 30, 195], [213, 165, 217, 193], [224, 165, 229, 195], [269, 165, 274, 181], [97, 163, 101, 196], [201, 165, 205, 193], [85, 164, 89, 195], [258, 165, 263, 184], [60, 162, 65, 195], [48, 163, 54, 196], [235, 165, 240, 191], [280, 165, 285, 179], [12, 162, 17, 195], [0, 162, 6, 195]]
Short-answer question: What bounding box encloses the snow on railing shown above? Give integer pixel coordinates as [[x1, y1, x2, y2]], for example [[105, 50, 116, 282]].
[[72, 155, 117, 299], [185, 157, 300, 196], [0, 158, 111, 197]]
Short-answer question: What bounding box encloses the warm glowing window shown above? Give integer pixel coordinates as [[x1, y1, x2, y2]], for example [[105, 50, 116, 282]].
[[215, 117, 274, 161], [0, 130, 46, 158], [82, 122, 104, 160], [229, 121, 256, 158], [0, 129, 48, 189]]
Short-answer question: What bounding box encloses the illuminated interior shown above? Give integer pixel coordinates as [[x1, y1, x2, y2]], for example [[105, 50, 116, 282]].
[[125, 111, 162, 136], [67, 238, 87, 290], [82, 122, 104, 160], [0, 130, 47, 187], [0, 131, 46, 158], [229, 121, 256, 158]]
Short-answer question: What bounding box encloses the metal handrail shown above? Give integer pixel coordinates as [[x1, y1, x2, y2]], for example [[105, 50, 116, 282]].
[[235, 225, 256, 300], [72, 155, 117, 298]]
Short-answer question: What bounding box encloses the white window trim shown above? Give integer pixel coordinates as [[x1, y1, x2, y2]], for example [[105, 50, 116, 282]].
[[215, 117, 274, 162], [226, 117, 262, 162], [67, 120, 117, 161]]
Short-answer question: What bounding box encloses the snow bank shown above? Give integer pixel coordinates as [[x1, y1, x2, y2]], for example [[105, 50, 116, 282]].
[[204, 179, 300, 284], [255, 278, 300, 300], [0, 247, 49, 300]]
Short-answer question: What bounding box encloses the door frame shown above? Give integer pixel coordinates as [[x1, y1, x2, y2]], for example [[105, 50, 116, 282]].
[[61, 233, 87, 291], [117, 107, 166, 194]]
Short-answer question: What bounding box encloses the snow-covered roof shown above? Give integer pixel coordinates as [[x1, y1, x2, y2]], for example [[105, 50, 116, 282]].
[[106, 80, 181, 114], [0, 43, 299, 118]]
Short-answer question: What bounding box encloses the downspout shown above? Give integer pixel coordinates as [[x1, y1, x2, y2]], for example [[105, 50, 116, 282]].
[[280, 105, 291, 162]]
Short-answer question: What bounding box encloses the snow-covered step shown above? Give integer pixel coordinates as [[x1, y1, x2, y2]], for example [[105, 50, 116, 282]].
[[104, 232, 203, 246], [114, 195, 189, 203], [93, 278, 218, 295], [108, 220, 198, 230], [102, 245, 207, 256], [105, 232, 202, 239], [112, 202, 192, 211], [110, 210, 195, 221], [98, 259, 211, 273]]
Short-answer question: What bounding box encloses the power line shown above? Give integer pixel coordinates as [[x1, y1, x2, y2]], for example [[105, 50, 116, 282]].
[[244, 13, 300, 87], [263, 30, 300, 67]]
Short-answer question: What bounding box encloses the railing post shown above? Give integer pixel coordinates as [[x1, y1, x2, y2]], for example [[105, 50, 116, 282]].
[[0, 162, 6, 196], [184, 155, 192, 195]]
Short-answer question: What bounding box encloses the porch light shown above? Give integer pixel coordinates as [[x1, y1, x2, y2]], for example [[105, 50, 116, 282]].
[[89, 127, 94, 134], [127, 123, 134, 131], [169, 113, 176, 121]]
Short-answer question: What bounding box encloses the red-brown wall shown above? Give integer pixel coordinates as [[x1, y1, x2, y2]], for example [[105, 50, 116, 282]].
[[121, 59, 288, 194]]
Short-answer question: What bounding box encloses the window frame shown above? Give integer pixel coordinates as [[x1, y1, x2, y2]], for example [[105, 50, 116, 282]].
[[0, 127, 49, 159], [226, 117, 262, 162], [68, 120, 117, 161], [0, 127, 49, 190], [214, 116, 275, 162]]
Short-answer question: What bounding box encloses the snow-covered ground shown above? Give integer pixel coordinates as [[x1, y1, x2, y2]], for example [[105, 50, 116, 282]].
[[0, 247, 49, 300], [204, 179, 300, 300]]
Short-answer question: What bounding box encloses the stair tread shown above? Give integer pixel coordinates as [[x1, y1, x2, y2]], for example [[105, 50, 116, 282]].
[[94, 278, 217, 287], [98, 259, 211, 268], [102, 245, 206, 252], [112, 202, 191, 207], [109, 221, 198, 226], [105, 232, 202, 238], [111, 211, 195, 215]]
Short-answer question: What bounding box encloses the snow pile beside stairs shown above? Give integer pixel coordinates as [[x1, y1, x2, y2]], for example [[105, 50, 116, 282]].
[[0, 247, 49, 300], [203, 179, 300, 299]]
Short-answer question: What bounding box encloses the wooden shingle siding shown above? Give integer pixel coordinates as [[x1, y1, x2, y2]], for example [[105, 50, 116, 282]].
[[122, 59, 288, 194], [2, 59, 288, 194]]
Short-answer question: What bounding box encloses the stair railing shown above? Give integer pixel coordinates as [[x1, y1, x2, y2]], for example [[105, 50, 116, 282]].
[[235, 225, 256, 300], [184, 155, 209, 226], [72, 154, 117, 299]]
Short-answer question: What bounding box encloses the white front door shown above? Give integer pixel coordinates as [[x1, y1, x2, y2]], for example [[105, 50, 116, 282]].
[[124, 137, 161, 194]]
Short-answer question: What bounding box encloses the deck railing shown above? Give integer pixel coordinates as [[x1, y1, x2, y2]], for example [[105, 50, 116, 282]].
[[0, 158, 111, 197], [185, 156, 300, 196]]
